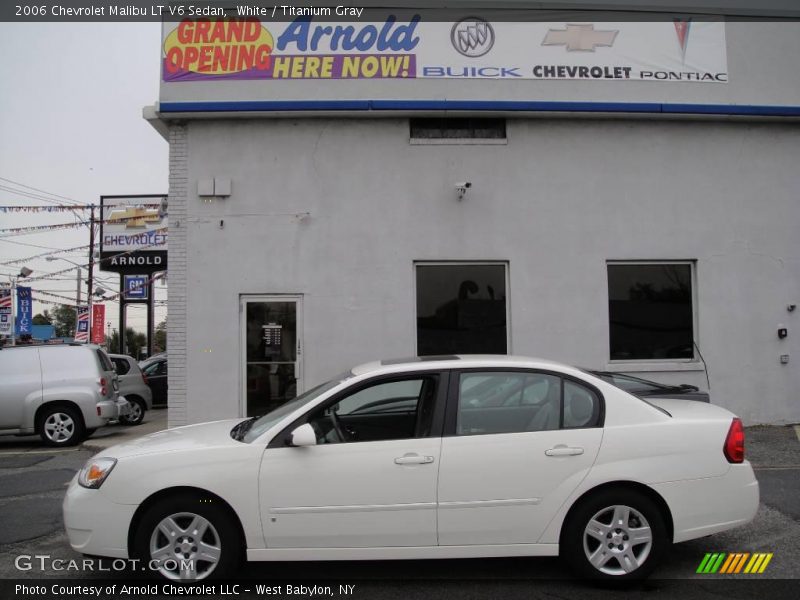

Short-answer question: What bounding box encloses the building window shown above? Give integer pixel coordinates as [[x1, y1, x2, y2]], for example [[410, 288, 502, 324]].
[[410, 118, 506, 140], [607, 262, 695, 361], [416, 263, 508, 356]]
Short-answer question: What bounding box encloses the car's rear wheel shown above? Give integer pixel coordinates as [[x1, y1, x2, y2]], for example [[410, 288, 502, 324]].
[[133, 494, 243, 581], [38, 406, 85, 447], [120, 398, 146, 426], [561, 488, 668, 581]]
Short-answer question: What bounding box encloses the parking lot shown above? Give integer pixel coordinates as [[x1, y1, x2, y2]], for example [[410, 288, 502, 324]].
[[0, 419, 798, 596]]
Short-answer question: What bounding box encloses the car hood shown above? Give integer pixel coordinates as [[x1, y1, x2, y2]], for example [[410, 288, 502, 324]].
[[95, 418, 244, 459]]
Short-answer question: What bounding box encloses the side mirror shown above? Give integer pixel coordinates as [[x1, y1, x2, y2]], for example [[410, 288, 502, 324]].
[[288, 423, 317, 447]]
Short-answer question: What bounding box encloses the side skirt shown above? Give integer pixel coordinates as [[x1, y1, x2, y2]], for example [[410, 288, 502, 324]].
[[247, 544, 559, 562]]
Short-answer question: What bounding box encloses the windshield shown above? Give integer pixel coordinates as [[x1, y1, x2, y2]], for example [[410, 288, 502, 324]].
[[240, 372, 352, 443]]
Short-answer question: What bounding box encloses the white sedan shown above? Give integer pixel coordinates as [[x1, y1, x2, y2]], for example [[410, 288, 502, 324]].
[[63, 356, 758, 581]]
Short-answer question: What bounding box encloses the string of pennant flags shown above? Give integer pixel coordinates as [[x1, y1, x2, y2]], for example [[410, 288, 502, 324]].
[[0, 211, 168, 237], [0, 203, 161, 213], [0, 243, 97, 267]]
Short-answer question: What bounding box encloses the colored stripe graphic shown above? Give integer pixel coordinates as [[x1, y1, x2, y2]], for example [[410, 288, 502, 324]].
[[698, 552, 773, 574]]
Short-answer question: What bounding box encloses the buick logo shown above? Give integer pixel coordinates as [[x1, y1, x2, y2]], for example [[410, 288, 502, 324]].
[[542, 24, 618, 52], [451, 18, 495, 57]]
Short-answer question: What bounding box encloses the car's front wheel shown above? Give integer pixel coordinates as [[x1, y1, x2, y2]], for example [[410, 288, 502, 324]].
[[133, 494, 243, 581], [561, 488, 668, 581]]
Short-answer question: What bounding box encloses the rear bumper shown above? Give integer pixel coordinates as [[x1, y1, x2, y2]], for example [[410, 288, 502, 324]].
[[652, 462, 759, 543]]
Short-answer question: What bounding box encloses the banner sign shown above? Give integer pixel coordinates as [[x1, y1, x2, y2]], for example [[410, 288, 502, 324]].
[[75, 306, 90, 343], [161, 18, 727, 83], [15, 287, 32, 336], [124, 275, 149, 300], [100, 195, 167, 274], [0, 286, 11, 336], [91, 304, 106, 344]]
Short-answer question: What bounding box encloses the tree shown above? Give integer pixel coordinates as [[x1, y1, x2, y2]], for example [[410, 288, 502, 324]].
[[154, 319, 167, 352], [51, 304, 77, 337], [107, 327, 147, 358], [32, 311, 52, 325]]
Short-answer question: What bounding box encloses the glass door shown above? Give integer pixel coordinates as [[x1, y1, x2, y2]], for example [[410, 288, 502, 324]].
[[241, 296, 302, 417]]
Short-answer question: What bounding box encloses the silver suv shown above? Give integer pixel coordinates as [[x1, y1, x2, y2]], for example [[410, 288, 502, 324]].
[[0, 343, 130, 446]]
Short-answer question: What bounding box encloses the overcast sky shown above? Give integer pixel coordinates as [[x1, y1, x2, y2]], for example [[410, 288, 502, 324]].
[[0, 23, 168, 340]]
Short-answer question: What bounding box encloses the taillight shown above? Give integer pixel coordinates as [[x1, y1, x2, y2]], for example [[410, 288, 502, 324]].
[[724, 418, 745, 463], [99, 377, 108, 396], [141, 373, 148, 384]]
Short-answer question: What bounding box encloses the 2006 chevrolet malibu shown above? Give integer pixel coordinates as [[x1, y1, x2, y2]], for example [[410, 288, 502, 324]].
[[63, 356, 759, 581]]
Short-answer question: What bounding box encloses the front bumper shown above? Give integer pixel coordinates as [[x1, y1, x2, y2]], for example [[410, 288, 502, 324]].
[[62, 477, 136, 559]]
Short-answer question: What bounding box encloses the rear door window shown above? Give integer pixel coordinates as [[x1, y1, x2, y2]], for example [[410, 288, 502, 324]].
[[111, 357, 130, 375]]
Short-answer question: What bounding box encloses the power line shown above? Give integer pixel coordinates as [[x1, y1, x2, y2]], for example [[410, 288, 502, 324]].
[[0, 176, 84, 206], [0, 238, 76, 250]]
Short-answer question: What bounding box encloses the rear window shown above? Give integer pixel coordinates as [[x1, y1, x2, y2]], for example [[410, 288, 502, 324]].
[[95, 349, 114, 373], [111, 357, 130, 375]]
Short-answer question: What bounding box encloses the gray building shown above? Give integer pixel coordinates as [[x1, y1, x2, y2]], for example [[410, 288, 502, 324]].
[[147, 11, 800, 426]]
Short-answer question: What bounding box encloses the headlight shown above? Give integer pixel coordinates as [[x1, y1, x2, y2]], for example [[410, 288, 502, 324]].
[[78, 457, 117, 489]]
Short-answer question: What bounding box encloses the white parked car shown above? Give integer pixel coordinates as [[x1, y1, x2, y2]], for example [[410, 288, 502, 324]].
[[63, 356, 758, 581]]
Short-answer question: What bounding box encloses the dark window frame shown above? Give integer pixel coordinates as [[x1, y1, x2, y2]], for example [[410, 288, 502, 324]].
[[607, 261, 697, 362], [414, 261, 510, 357]]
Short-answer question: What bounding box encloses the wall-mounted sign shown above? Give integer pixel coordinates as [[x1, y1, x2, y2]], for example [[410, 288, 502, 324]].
[[124, 275, 149, 300], [161, 18, 727, 84], [100, 195, 167, 275]]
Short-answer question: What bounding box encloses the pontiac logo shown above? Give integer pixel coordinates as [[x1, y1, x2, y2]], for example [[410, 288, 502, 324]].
[[107, 207, 162, 229], [542, 24, 618, 52], [451, 17, 495, 57]]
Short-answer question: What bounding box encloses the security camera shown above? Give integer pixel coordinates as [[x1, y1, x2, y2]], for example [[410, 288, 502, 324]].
[[455, 182, 472, 200]]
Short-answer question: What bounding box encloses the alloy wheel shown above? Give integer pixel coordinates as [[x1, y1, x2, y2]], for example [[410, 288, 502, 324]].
[[582, 504, 653, 576], [43, 412, 76, 443], [149, 512, 222, 581]]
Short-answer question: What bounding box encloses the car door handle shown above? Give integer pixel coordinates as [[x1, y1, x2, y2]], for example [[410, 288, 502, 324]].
[[545, 446, 585, 457], [394, 453, 435, 465]]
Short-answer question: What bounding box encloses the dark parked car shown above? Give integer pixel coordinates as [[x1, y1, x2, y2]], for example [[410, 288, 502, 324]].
[[588, 371, 710, 402], [139, 357, 167, 407]]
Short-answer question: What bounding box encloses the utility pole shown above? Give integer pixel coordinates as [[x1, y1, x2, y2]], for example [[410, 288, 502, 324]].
[[87, 205, 96, 304]]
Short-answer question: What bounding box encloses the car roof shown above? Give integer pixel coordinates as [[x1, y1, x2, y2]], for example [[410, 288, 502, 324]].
[[350, 355, 577, 377]]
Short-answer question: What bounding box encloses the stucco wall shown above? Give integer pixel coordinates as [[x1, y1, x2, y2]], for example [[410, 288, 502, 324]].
[[169, 117, 800, 426]]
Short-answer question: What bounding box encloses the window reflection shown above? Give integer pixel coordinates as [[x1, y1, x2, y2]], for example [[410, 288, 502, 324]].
[[416, 264, 507, 356]]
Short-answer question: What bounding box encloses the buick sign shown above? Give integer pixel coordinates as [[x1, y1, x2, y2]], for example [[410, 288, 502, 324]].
[[451, 18, 495, 57]]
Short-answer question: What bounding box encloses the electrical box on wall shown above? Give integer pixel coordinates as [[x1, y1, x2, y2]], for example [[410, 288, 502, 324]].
[[198, 178, 232, 197]]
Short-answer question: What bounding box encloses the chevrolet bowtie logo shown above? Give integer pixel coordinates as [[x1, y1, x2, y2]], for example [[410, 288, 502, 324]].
[[542, 24, 618, 52], [107, 207, 162, 229]]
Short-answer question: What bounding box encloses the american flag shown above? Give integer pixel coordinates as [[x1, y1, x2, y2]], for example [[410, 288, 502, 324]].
[[75, 306, 90, 343]]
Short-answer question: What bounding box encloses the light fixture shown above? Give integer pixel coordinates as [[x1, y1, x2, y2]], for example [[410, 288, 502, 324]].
[[18, 267, 33, 278]]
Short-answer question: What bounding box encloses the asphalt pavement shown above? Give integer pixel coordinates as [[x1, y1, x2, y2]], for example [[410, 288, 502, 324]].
[[0, 418, 798, 597]]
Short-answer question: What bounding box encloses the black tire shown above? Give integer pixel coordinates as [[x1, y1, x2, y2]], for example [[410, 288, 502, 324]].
[[561, 488, 668, 582], [37, 405, 86, 447], [133, 493, 243, 581], [120, 398, 146, 426]]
